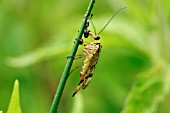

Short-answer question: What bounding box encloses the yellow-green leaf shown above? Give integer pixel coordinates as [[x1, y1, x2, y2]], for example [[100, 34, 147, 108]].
[[7, 80, 22, 113], [121, 64, 170, 113]]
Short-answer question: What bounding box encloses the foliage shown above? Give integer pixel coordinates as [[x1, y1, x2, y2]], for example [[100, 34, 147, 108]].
[[7, 80, 22, 113], [121, 64, 170, 113], [0, 0, 170, 113]]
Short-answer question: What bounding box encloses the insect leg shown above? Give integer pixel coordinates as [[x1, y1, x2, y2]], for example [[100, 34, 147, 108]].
[[74, 54, 85, 60], [67, 54, 85, 60], [75, 38, 84, 45], [75, 38, 90, 46], [68, 63, 84, 76]]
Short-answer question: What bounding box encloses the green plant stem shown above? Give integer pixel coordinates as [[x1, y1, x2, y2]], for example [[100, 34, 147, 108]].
[[49, 0, 95, 113]]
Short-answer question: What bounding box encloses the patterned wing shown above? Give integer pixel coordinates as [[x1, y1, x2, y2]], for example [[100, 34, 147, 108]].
[[72, 43, 101, 97], [82, 45, 101, 89]]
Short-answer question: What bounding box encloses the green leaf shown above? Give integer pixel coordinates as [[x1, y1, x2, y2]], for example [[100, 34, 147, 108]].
[[121, 64, 170, 113], [7, 80, 22, 113], [5, 38, 71, 68]]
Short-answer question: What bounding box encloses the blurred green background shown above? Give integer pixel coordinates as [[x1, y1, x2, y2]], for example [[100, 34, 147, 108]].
[[0, 0, 170, 113]]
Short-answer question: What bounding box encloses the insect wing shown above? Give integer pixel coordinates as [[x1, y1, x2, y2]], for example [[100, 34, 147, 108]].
[[82, 44, 101, 89]]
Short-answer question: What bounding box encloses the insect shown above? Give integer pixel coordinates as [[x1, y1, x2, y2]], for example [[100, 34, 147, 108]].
[[72, 7, 127, 97], [72, 22, 102, 97]]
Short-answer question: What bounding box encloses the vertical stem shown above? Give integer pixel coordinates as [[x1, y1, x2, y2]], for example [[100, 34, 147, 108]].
[[49, 0, 95, 113]]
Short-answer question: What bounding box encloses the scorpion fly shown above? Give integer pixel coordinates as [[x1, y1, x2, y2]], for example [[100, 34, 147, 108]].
[[72, 7, 127, 97]]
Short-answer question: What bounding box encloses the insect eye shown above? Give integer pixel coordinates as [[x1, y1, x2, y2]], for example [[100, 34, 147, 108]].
[[94, 36, 100, 40], [84, 29, 90, 38]]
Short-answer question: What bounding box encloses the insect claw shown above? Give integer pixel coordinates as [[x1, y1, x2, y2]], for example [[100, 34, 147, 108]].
[[75, 38, 84, 45], [67, 56, 74, 59], [90, 14, 93, 19]]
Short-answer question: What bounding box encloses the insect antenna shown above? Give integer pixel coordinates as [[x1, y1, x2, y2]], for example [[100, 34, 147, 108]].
[[89, 19, 97, 35], [98, 7, 127, 35], [88, 14, 97, 35]]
